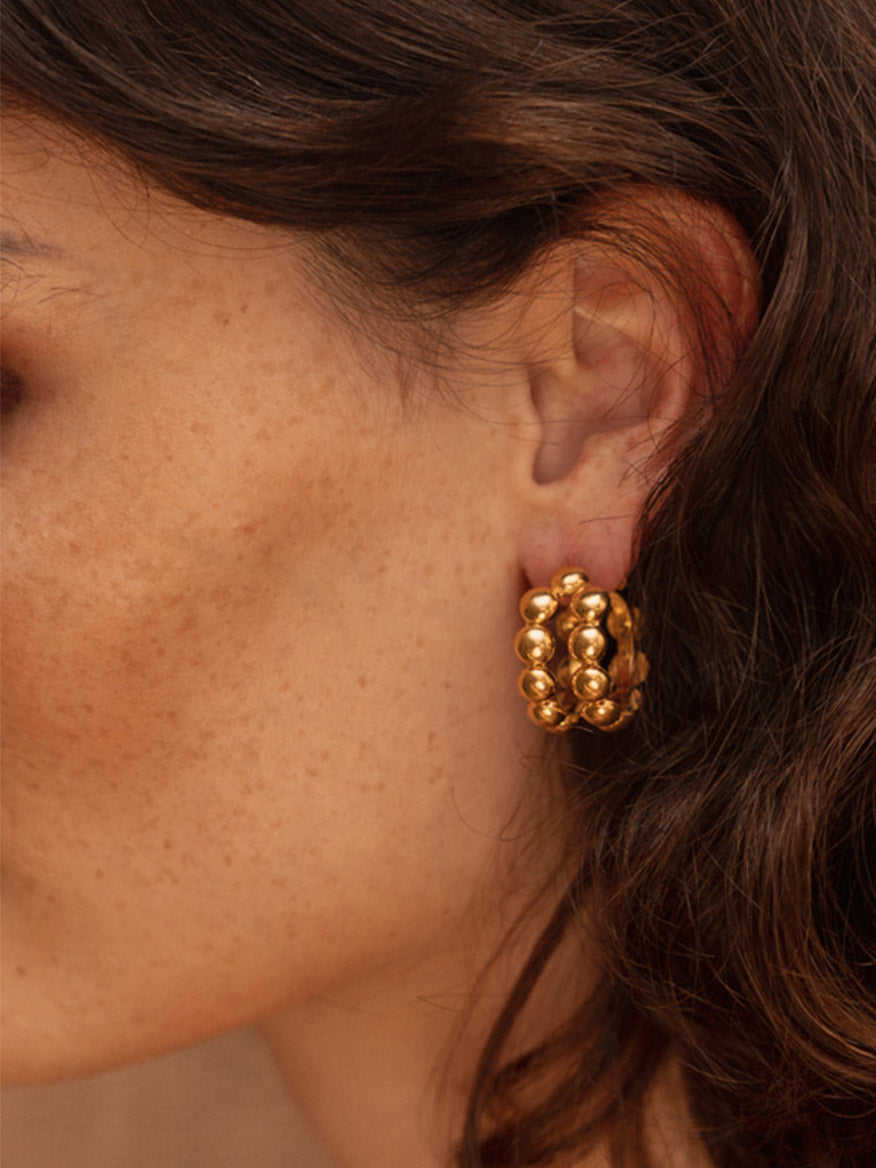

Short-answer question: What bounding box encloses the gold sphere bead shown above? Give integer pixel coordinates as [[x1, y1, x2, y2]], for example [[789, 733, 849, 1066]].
[[555, 607, 581, 640], [514, 624, 555, 666], [518, 667, 556, 702], [582, 698, 622, 728], [569, 624, 607, 662], [607, 708, 634, 732], [572, 665, 610, 702], [608, 653, 633, 690], [607, 602, 633, 639], [571, 589, 609, 624], [527, 699, 567, 730], [549, 566, 589, 601], [554, 657, 581, 692], [633, 652, 650, 685], [518, 588, 558, 624]]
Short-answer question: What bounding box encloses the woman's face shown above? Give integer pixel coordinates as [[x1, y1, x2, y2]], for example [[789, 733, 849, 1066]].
[[1, 116, 544, 1083]]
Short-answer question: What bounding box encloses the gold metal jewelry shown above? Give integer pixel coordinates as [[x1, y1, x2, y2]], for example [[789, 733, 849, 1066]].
[[514, 566, 648, 733]]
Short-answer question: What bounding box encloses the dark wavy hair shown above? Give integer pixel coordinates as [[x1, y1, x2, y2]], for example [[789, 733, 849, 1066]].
[[3, 2, 875, 1165]]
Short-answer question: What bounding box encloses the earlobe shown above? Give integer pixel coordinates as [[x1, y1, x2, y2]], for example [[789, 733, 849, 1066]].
[[517, 190, 759, 589]]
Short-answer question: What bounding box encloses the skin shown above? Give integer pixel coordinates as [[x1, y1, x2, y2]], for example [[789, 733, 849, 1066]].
[[0, 115, 572, 1163], [1, 115, 753, 1167]]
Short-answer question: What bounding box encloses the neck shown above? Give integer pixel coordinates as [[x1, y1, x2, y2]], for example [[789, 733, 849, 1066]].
[[262, 928, 712, 1168], [265, 984, 459, 1165], [261, 888, 571, 1168]]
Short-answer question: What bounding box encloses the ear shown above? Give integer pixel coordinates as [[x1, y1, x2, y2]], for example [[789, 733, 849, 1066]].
[[512, 189, 759, 589]]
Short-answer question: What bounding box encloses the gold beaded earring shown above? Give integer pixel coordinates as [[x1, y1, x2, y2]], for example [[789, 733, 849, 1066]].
[[514, 566, 648, 733]]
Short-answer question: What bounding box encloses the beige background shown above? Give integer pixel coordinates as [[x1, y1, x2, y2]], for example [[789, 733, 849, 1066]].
[[1, 1028, 333, 1168]]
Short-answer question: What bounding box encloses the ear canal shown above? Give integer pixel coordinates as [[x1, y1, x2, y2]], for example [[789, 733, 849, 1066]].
[[529, 278, 673, 487], [530, 369, 593, 484]]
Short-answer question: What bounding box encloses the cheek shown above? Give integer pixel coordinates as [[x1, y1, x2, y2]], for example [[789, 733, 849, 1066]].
[[0, 391, 517, 1080], [1, 429, 409, 899]]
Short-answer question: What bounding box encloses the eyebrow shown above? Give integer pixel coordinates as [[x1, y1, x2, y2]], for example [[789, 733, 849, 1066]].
[[0, 229, 68, 262]]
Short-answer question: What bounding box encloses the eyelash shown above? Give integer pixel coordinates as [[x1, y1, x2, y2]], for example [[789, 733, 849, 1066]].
[[1, 365, 26, 417]]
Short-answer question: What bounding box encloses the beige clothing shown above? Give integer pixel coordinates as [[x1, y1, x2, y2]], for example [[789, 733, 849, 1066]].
[[1, 1029, 331, 1168]]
